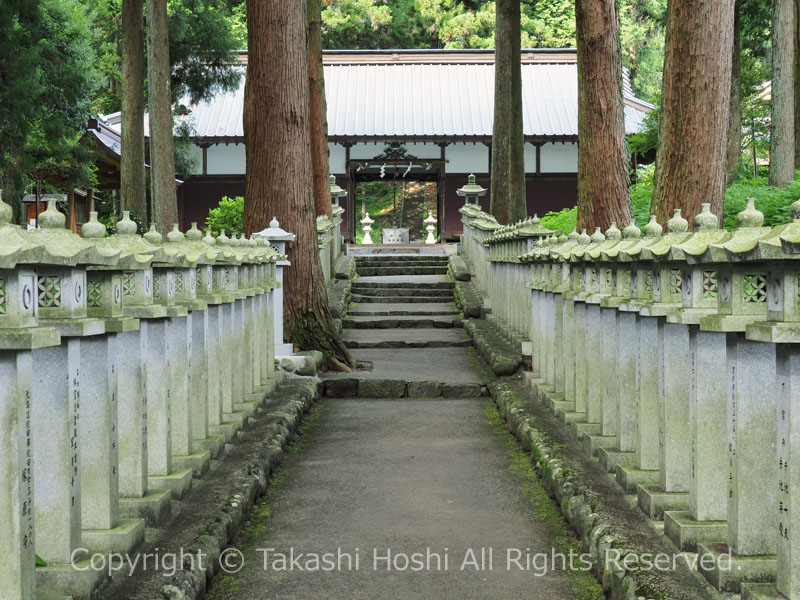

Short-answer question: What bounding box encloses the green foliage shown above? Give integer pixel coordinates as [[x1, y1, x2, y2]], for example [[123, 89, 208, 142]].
[[205, 195, 243, 235], [630, 164, 655, 227], [540, 207, 577, 234], [0, 0, 99, 209], [628, 100, 660, 157], [619, 0, 666, 103]]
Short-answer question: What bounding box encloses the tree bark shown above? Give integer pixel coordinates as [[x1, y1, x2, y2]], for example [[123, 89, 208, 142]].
[[652, 0, 735, 227], [727, 1, 742, 183], [490, 0, 526, 224], [121, 0, 148, 222], [771, 0, 795, 187], [146, 0, 179, 236], [244, 0, 353, 371], [575, 0, 631, 232], [794, 0, 800, 168], [308, 0, 332, 218]]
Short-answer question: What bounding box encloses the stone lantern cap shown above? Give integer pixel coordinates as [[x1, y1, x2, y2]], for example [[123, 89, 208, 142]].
[[329, 174, 347, 198], [79, 211, 155, 271], [254, 217, 296, 242], [361, 213, 374, 225], [456, 174, 487, 198], [25, 199, 120, 267], [100, 211, 169, 266]]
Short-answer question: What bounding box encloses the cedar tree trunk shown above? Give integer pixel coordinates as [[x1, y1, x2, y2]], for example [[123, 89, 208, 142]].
[[243, 0, 353, 371], [122, 0, 148, 222], [727, 2, 742, 183], [490, 0, 526, 224], [146, 0, 179, 235], [308, 0, 332, 218], [576, 0, 631, 232], [771, 0, 796, 187], [652, 0, 735, 226]]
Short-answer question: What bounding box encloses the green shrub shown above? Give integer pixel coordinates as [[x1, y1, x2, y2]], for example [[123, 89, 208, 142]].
[[205, 195, 243, 235], [540, 206, 577, 235]]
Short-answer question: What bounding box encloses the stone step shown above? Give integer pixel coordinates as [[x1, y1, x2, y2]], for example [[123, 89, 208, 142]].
[[352, 295, 453, 304], [344, 315, 463, 329], [322, 377, 488, 399], [354, 256, 450, 264], [352, 288, 455, 298], [356, 267, 448, 276], [352, 281, 454, 290], [349, 302, 457, 316], [342, 328, 472, 348]]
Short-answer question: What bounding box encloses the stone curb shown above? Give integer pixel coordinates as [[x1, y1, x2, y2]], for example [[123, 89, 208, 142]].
[[154, 377, 320, 600], [488, 378, 725, 600], [462, 319, 521, 376], [453, 279, 482, 318], [447, 255, 471, 281]]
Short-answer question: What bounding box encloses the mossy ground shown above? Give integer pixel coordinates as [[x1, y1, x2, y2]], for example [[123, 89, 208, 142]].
[[484, 397, 605, 600]]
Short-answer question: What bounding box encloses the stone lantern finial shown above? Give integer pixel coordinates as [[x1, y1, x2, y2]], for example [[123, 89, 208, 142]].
[[38, 198, 66, 229], [82, 211, 106, 238]]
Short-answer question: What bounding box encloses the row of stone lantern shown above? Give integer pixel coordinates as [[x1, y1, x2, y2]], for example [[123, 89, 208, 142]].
[[0, 193, 300, 600], [460, 197, 800, 600]]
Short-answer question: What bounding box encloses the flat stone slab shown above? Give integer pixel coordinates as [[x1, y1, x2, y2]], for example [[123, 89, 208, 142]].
[[344, 315, 462, 329], [354, 275, 452, 286], [349, 302, 457, 316], [342, 328, 472, 348], [326, 348, 486, 384]]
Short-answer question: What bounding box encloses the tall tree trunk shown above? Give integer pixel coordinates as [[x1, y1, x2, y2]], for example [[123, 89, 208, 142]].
[[771, 0, 796, 187], [652, 0, 735, 227], [244, 0, 353, 371], [794, 0, 800, 168], [146, 0, 178, 236], [308, 0, 332, 218], [490, 0, 526, 224], [121, 0, 148, 222], [575, 0, 630, 232], [727, 1, 742, 183]]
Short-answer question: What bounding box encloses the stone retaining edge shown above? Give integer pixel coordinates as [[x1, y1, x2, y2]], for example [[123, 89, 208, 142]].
[[154, 377, 321, 600]]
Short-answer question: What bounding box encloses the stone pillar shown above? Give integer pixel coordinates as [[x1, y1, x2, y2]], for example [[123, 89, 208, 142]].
[[168, 315, 191, 459], [116, 325, 148, 498], [777, 344, 800, 598], [584, 303, 602, 423], [31, 339, 81, 564], [206, 304, 223, 427], [0, 350, 35, 600], [659, 321, 692, 492], [635, 315, 660, 471], [79, 335, 118, 530], [562, 297, 576, 407], [727, 336, 778, 556], [690, 330, 728, 521], [616, 311, 637, 451], [600, 307, 618, 438], [573, 302, 588, 416], [232, 298, 245, 404], [190, 309, 209, 443], [220, 302, 234, 414], [146, 319, 171, 477]]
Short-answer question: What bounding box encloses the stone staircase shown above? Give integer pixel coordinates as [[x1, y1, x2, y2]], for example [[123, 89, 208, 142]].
[[322, 253, 487, 398]]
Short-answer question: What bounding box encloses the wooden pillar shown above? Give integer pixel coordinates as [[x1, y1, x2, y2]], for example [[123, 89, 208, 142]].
[[438, 143, 446, 240], [87, 188, 95, 214], [67, 190, 76, 233]]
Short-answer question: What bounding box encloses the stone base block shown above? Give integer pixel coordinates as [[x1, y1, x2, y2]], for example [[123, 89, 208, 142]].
[[81, 518, 145, 554], [558, 410, 584, 425], [697, 543, 776, 593], [148, 469, 193, 500], [222, 410, 249, 429], [244, 391, 266, 405], [636, 485, 689, 520], [36, 560, 106, 600], [569, 421, 601, 440], [195, 434, 225, 458], [741, 583, 787, 600], [598, 449, 636, 473], [582, 434, 617, 457], [172, 450, 211, 478], [535, 385, 555, 403], [210, 422, 239, 443], [663, 511, 727, 552], [233, 400, 259, 415], [615, 467, 659, 494], [119, 490, 171, 526], [520, 341, 532, 358]]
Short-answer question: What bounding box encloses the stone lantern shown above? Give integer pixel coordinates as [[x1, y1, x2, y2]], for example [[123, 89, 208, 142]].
[[424, 211, 437, 244], [456, 174, 487, 205], [361, 212, 375, 245], [252, 217, 295, 356]]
